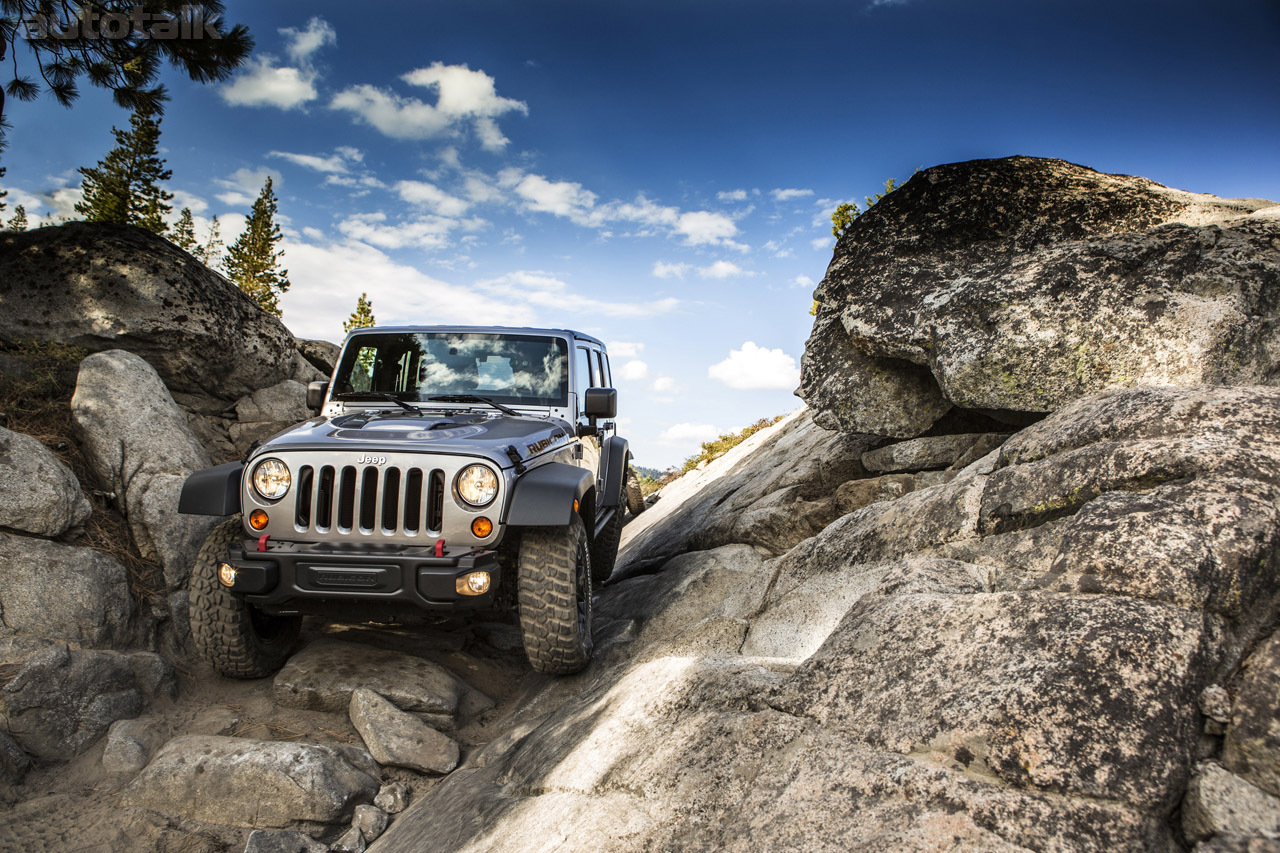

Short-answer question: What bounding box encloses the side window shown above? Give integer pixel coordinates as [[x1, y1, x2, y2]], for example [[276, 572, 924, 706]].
[[596, 351, 611, 387], [588, 348, 603, 388], [575, 347, 592, 412]]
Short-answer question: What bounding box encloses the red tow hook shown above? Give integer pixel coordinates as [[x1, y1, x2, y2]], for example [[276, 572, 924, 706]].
[[435, 539, 446, 558], [257, 534, 271, 553]]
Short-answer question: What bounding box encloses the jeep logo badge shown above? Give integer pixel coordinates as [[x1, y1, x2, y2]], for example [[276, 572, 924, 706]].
[[357, 454, 388, 465]]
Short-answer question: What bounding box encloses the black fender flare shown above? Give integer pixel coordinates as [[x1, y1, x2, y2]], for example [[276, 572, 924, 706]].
[[178, 461, 244, 516], [506, 462, 594, 527], [599, 436, 629, 508]]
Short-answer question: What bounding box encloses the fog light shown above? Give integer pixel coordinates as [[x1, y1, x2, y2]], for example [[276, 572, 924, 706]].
[[249, 510, 269, 530], [218, 562, 237, 587], [456, 571, 491, 596], [471, 517, 493, 538]]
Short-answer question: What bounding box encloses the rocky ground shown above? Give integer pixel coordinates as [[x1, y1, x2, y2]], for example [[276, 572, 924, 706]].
[[3, 158, 1279, 851]]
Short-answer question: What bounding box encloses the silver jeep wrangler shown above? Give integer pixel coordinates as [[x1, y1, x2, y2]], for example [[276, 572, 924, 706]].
[[179, 326, 636, 676]]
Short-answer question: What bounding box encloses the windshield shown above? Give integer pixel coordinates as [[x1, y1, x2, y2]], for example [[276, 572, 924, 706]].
[[333, 333, 570, 407]]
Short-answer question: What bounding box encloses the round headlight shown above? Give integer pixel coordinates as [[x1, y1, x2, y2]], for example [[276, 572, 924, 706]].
[[252, 458, 291, 501], [456, 464, 498, 507]]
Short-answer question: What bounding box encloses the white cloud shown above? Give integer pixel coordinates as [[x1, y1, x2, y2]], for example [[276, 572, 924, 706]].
[[791, 274, 816, 289], [659, 423, 720, 445], [475, 271, 678, 319], [277, 239, 524, 341], [617, 360, 649, 381], [395, 181, 471, 217], [607, 342, 645, 358], [331, 63, 527, 150], [675, 210, 739, 247], [771, 188, 814, 201], [651, 376, 676, 392], [709, 342, 802, 390], [698, 260, 752, 279], [269, 149, 358, 174], [717, 189, 748, 202], [170, 189, 208, 215], [652, 261, 692, 279], [511, 174, 597, 220], [215, 167, 278, 208], [282, 18, 336, 63], [337, 212, 485, 251], [811, 237, 833, 251], [222, 60, 320, 109]]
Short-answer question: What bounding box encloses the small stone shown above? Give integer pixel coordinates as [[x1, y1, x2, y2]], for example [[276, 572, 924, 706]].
[[330, 825, 366, 853], [1200, 685, 1233, 725], [242, 829, 327, 853], [374, 781, 410, 814], [1183, 762, 1280, 842], [350, 688, 460, 775], [354, 805, 389, 843], [101, 718, 164, 775], [861, 434, 987, 474]]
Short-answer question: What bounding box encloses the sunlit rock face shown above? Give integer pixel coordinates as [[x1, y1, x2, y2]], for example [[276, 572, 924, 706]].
[[372, 385, 1280, 853], [801, 156, 1280, 436]]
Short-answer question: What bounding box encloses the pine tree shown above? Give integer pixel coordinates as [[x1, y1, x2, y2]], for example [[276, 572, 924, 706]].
[[75, 103, 174, 234], [6, 205, 28, 232], [172, 207, 198, 253], [195, 215, 224, 270], [344, 293, 376, 333], [225, 177, 290, 317], [0, 166, 7, 214]]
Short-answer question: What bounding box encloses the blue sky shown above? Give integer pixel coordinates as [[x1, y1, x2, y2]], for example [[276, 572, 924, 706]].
[[3, 0, 1278, 468]]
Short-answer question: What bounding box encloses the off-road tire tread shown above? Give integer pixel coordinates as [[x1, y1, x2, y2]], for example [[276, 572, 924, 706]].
[[590, 507, 623, 585], [518, 516, 592, 674], [625, 468, 646, 517], [189, 517, 301, 678]]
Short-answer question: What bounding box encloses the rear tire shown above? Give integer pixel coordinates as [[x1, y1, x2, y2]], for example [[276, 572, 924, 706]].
[[189, 517, 301, 678], [625, 468, 646, 517], [590, 507, 623, 585], [517, 515, 593, 674]]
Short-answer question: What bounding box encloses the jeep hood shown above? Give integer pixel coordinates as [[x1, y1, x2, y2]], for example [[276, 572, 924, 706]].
[[253, 411, 572, 466]]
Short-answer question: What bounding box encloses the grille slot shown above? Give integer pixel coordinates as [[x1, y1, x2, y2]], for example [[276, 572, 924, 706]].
[[292, 461, 448, 538]]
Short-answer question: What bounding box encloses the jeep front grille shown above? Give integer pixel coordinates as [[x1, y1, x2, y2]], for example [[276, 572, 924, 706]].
[[294, 464, 447, 536]]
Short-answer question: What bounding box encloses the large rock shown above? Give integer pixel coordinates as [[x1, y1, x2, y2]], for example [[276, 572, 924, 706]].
[[297, 339, 341, 377], [229, 379, 313, 454], [1224, 631, 1280, 798], [619, 408, 875, 573], [0, 222, 321, 400], [0, 730, 30, 785], [802, 156, 1280, 435], [372, 385, 1280, 853], [1, 644, 175, 760], [1183, 762, 1280, 842], [0, 533, 133, 646], [349, 688, 460, 775], [71, 349, 218, 588], [0, 425, 91, 537], [274, 640, 491, 725], [125, 735, 379, 827]]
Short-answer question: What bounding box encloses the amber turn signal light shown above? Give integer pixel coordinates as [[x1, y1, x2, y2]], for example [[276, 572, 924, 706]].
[[249, 510, 270, 530], [471, 517, 493, 538]]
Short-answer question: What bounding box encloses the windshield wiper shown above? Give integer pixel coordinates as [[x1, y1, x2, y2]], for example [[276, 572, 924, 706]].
[[333, 392, 422, 416], [427, 394, 522, 417]]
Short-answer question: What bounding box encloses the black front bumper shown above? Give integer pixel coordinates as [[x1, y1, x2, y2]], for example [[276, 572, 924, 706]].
[[224, 539, 502, 610]]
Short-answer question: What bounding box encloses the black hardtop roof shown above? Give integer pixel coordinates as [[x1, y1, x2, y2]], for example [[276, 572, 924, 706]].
[[345, 325, 606, 349]]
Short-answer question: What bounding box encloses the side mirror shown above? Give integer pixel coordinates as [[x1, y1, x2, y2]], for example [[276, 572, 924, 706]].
[[307, 381, 329, 411], [584, 387, 617, 421]]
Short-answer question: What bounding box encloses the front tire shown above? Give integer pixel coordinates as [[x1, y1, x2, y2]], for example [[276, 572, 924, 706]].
[[517, 515, 593, 674], [189, 517, 301, 678]]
